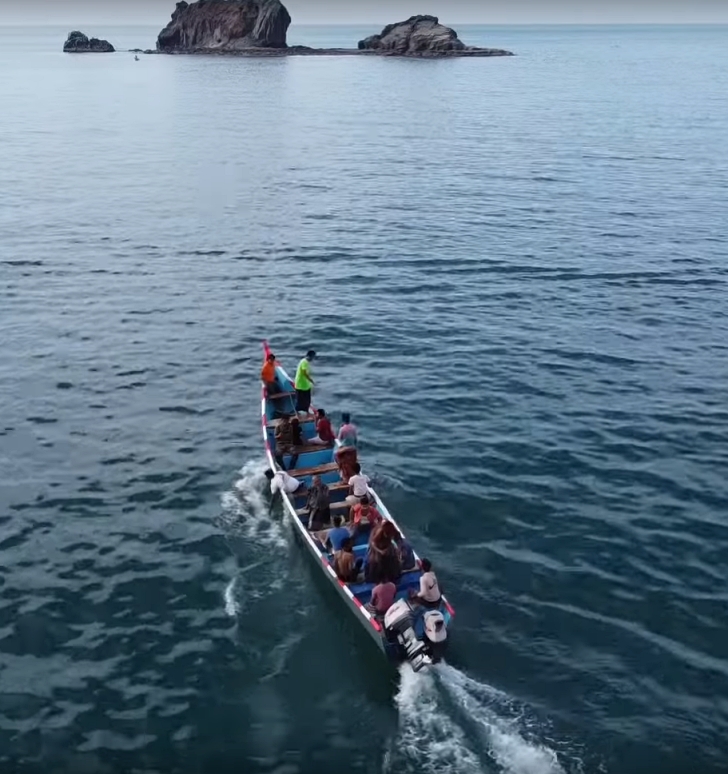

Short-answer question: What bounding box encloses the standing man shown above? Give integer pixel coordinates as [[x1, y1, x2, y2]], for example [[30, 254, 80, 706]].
[[295, 349, 316, 416], [274, 414, 299, 471], [260, 352, 278, 396]]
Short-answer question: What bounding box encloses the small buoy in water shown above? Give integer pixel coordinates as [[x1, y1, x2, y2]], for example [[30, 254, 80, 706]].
[[134, 55, 139, 61]]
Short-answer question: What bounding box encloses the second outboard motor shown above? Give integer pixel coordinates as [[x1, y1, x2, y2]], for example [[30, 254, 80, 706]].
[[383, 599, 430, 672], [423, 609, 448, 663]]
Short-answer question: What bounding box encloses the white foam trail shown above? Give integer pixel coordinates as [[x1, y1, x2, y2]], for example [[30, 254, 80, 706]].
[[387, 664, 483, 774], [219, 459, 292, 619], [435, 664, 565, 774], [389, 663, 566, 774], [224, 577, 239, 617], [219, 458, 287, 549]]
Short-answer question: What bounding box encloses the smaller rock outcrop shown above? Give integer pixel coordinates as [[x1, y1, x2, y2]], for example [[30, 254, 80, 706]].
[[63, 30, 115, 53], [157, 0, 291, 52], [358, 15, 511, 57]]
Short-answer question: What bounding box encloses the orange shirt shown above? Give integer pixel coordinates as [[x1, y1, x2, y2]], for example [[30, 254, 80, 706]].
[[261, 361, 276, 383], [352, 504, 382, 526]]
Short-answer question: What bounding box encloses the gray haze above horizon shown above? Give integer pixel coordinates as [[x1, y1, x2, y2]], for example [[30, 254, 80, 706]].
[[2, 0, 728, 25]]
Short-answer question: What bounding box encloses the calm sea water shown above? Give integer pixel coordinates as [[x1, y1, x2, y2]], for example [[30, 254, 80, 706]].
[[1, 22, 728, 774]]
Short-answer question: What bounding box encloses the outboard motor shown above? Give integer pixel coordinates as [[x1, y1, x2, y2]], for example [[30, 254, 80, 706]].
[[383, 599, 430, 672], [423, 610, 448, 663]]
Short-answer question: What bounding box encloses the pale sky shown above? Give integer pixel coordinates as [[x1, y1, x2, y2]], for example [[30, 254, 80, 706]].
[[1, 0, 728, 25]]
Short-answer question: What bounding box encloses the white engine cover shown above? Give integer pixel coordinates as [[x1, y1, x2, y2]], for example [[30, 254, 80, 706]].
[[423, 610, 447, 643], [383, 598, 412, 630]]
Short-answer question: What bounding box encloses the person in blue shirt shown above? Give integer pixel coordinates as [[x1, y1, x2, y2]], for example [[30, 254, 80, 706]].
[[325, 515, 351, 553]]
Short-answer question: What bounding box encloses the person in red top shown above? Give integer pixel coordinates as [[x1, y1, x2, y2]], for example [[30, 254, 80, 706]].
[[367, 580, 397, 616], [310, 408, 335, 446], [349, 495, 383, 539], [261, 353, 278, 396]]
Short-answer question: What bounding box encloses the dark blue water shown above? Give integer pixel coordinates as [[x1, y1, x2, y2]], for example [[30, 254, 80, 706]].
[[1, 22, 728, 774]]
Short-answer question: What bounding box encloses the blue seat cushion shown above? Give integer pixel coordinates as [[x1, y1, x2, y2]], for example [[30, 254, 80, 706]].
[[349, 581, 374, 599], [349, 571, 421, 600]]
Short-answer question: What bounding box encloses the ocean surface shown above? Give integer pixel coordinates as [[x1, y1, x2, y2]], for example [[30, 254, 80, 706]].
[[1, 21, 728, 774]]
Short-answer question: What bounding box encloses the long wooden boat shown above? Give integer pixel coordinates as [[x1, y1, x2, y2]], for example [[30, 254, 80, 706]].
[[260, 342, 454, 671]]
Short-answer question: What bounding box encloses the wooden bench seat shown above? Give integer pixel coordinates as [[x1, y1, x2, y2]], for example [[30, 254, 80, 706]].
[[267, 391, 295, 401], [266, 416, 315, 429], [289, 443, 334, 456], [326, 481, 349, 494], [289, 461, 339, 478]]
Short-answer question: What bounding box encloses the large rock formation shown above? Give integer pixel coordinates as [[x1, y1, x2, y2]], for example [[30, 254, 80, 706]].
[[358, 15, 510, 56], [157, 0, 291, 52], [150, 2, 512, 57], [63, 31, 115, 53]]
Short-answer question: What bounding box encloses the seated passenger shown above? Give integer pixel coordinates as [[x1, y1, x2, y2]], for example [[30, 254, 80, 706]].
[[324, 515, 351, 553], [365, 520, 401, 584], [305, 475, 331, 531], [265, 468, 303, 495], [392, 528, 417, 572], [334, 536, 363, 583], [310, 408, 335, 446], [366, 578, 397, 617], [349, 495, 382, 539], [335, 412, 359, 481], [261, 352, 278, 396], [410, 558, 442, 609], [274, 414, 299, 471], [346, 462, 370, 507]]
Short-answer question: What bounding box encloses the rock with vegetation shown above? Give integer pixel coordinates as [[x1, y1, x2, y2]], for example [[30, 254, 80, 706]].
[[358, 15, 512, 57], [63, 30, 115, 53], [156, 0, 291, 52]]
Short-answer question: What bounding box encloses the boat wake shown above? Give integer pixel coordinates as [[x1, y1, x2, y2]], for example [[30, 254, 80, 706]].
[[219, 458, 287, 550], [219, 458, 290, 618], [224, 576, 241, 617], [387, 663, 576, 774]]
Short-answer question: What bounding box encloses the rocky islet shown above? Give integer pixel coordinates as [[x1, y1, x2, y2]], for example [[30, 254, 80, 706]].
[[357, 15, 511, 57], [63, 30, 115, 53]]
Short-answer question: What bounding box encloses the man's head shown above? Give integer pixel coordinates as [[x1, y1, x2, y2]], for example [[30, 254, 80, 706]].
[[317, 408, 326, 418], [333, 515, 343, 528], [420, 558, 432, 573], [264, 468, 274, 481], [360, 494, 370, 508], [306, 349, 317, 361], [341, 412, 351, 424], [341, 537, 354, 552], [267, 353, 275, 363], [353, 463, 361, 475], [280, 413, 291, 424], [312, 475, 321, 487]]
